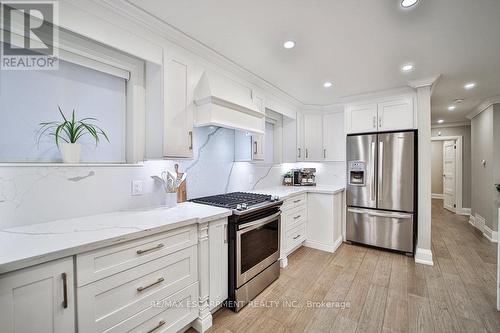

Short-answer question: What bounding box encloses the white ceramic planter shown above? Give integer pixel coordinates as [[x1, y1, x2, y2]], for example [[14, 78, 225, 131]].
[[60, 143, 81, 164]]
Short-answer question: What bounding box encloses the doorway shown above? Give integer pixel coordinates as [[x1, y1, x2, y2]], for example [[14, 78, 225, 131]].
[[431, 136, 463, 214]]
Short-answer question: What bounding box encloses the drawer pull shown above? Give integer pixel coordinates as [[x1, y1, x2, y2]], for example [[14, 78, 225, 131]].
[[293, 215, 301, 219], [137, 277, 165, 292], [293, 199, 301, 204], [293, 234, 301, 240], [136, 243, 164, 255], [147, 320, 166, 333], [62, 273, 68, 309]]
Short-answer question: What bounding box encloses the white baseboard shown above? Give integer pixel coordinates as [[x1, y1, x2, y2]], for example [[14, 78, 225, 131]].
[[192, 314, 212, 333], [431, 193, 444, 200], [279, 257, 288, 268], [304, 236, 343, 253], [469, 215, 475, 227], [483, 224, 498, 243], [415, 248, 434, 266], [457, 208, 471, 216]]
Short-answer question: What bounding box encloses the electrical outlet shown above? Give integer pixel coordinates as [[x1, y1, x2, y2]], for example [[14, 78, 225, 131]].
[[131, 180, 143, 196], [248, 174, 254, 184]]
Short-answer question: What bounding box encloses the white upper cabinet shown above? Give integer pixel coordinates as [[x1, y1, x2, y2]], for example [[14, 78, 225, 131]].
[[345, 103, 378, 134], [282, 115, 298, 163], [304, 114, 323, 161], [296, 113, 305, 161], [163, 49, 195, 158], [0, 257, 75, 333], [377, 97, 414, 131], [345, 96, 415, 134], [323, 112, 345, 161], [251, 134, 265, 161]]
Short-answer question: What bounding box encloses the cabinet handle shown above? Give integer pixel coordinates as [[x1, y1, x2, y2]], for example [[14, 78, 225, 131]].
[[224, 224, 228, 244], [137, 277, 165, 292], [373, 116, 377, 128], [305, 149, 308, 158], [188, 131, 193, 150], [62, 273, 68, 309], [297, 148, 301, 158], [323, 149, 326, 158], [293, 199, 301, 204], [379, 117, 382, 128], [293, 234, 301, 240], [294, 215, 301, 219], [146, 320, 166, 333], [137, 243, 164, 255], [254, 141, 257, 155]]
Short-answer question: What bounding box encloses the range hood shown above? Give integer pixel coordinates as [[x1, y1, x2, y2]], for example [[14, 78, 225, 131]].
[[193, 71, 265, 134]]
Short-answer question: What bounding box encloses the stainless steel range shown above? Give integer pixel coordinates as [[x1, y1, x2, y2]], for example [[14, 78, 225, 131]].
[[191, 192, 282, 312]]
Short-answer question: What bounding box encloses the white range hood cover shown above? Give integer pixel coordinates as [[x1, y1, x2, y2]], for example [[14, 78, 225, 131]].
[[193, 71, 265, 134]]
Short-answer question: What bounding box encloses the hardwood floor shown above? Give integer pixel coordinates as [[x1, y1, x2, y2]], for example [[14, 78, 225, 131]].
[[196, 200, 499, 333]]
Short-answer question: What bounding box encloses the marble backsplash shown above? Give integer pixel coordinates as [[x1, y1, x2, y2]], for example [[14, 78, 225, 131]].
[[0, 127, 345, 228]]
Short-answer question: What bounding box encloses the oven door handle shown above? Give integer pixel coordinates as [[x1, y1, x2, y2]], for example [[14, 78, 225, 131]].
[[237, 212, 281, 231]]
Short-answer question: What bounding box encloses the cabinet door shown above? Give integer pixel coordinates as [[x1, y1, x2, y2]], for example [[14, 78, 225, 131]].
[[304, 114, 323, 161], [377, 97, 414, 131], [345, 103, 377, 134], [208, 219, 228, 311], [296, 112, 305, 161], [0, 258, 75, 333], [282, 115, 297, 163], [163, 50, 194, 158], [322, 112, 345, 161]]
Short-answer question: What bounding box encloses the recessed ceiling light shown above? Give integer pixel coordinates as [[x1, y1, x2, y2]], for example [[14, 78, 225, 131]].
[[448, 105, 456, 111], [323, 81, 333, 88], [401, 64, 414, 72], [437, 119, 444, 124], [464, 82, 476, 90], [283, 40, 295, 49], [401, 0, 419, 8]]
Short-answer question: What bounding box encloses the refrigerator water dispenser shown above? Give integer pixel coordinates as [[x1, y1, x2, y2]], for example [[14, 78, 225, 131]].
[[348, 161, 366, 186]]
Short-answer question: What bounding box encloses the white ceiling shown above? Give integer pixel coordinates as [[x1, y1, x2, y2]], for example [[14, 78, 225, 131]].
[[128, 0, 500, 123]]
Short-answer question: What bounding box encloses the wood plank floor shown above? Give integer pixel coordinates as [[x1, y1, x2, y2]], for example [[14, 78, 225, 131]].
[[193, 200, 499, 333]]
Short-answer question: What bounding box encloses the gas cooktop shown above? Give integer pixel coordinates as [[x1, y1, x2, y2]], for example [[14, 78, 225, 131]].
[[191, 192, 279, 212]]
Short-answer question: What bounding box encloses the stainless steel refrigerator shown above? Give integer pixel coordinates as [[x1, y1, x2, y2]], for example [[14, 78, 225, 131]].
[[346, 130, 416, 255]]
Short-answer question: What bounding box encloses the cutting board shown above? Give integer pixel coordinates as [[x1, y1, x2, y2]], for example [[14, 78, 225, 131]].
[[175, 164, 187, 203]]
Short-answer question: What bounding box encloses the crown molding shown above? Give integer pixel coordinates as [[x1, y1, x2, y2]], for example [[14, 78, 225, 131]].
[[94, 0, 302, 110], [466, 96, 500, 120], [408, 75, 441, 92], [431, 121, 470, 129]]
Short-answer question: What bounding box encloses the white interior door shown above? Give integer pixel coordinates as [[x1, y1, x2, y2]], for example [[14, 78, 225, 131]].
[[443, 140, 456, 212]]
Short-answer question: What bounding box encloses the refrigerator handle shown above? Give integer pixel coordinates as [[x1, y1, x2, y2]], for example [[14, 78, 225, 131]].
[[378, 141, 384, 199], [371, 141, 376, 201]]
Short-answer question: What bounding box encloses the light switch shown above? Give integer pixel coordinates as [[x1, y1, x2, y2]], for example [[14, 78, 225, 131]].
[[131, 180, 143, 196]]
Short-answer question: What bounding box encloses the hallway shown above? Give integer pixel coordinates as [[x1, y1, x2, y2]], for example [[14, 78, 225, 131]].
[[200, 200, 499, 333]]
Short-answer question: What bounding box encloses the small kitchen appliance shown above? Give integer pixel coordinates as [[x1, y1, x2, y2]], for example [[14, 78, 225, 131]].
[[293, 168, 316, 186]]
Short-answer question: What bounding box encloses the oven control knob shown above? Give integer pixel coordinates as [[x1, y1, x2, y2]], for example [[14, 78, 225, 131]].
[[241, 203, 248, 210], [273, 196, 280, 201], [236, 204, 242, 210]]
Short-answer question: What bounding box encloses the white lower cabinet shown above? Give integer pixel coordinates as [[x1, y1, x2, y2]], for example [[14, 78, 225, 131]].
[[208, 218, 228, 311], [76, 225, 200, 333], [280, 194, 308, 265], [0, 257, 75, 333], [306, 192, 343, 253]]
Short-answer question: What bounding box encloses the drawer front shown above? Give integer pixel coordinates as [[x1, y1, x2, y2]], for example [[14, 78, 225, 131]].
[[103, 282, 199, 333], [77, 225, 197, 286], [285, 223, 306, 253], [289, 193, 307, 208], [78, 245, 197, 333], [283, 206, 307, 231]]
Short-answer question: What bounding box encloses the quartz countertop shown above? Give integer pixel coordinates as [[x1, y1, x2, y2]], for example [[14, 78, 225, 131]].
[[0, 202, 231, 274], [250, 184, 345, 200]]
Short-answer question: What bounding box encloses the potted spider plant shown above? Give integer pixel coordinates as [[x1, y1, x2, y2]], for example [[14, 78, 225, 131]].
[[37, 107, 109, 163]]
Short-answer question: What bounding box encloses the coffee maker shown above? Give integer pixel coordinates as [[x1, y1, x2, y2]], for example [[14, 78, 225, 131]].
[[293, 168, 316, 186]]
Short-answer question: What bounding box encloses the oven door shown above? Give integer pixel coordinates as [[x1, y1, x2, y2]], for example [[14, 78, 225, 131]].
[[236, 211, 280, 288]]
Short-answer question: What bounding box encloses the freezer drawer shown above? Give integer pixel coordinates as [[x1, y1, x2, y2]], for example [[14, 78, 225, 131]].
[[346, 208, 414, 253]]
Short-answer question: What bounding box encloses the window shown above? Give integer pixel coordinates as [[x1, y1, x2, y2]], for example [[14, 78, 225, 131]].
[[0, 59, 127, 162], [0, 28, 144, 164]]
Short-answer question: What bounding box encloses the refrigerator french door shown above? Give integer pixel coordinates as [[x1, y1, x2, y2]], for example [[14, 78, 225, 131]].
[[346, 130, 416, 254]]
